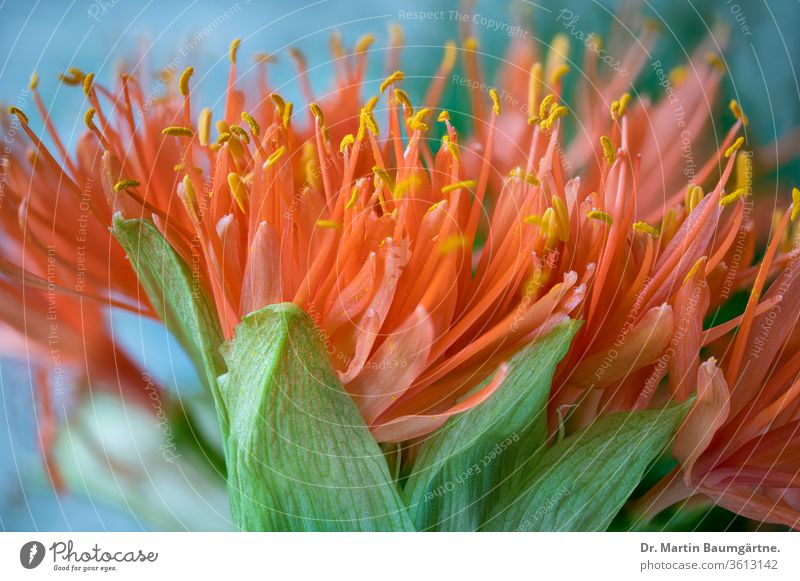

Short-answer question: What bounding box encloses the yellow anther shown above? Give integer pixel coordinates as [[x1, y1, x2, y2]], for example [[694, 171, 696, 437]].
[[587, 209, 613, 225], [393, 175, 421, 199], [528, 62, 543, 119], [316, 219, 341, 229], [792, 187, 800, 221], [309, 102, 324, 124], [270, 92, 286, 115], [610, 93, 631, 121], [241, 111, 260, 137], [508, 166, 540, 186], [264, 145, 286, 169], [539, 94, 556, 120], [355, 34, 375, 53], [735, 150, 752, 192], [720, 187, 749, 207], [181, 175, 199, 221], [729, 100, 748, 125], [489, 88, 502, 116], [633, 221, 660, 237], [179, 67, 193, 96], [540, 105, 569, 131], [684, 256, 707, 284], [254, 53, 277, 64], [669, 66, 688, 86], [550, 63, 570, 85], [287, 47, 307, 68], [84, 107, 96, 130], [58, 67, 84, 86], [198, 108, 212, 146], [229, 38, 241, 64], [217, 132, 231, 145], [113, 179, 140, 192], [358, 108, 379, 140], [8, 106, 29, 125], [438, 110, 450, 123], [725, 136, 745, 158], [409, 108, 431, 132], [441, 179, 477, 193], [380, 70, 404, 93], [282, 101, 293, 130], [82, 72, 95, 96], [29, 71, 39, 91], [372, 166, 395, 193], [364, 95, 379, 113], [440, 234, 465, 255], [441, 40, 457, 71], [463, 37, 478, 52], [227, 172, 247, 212], [442, 135, 459, 160], [394, 88, 413, 117], [339, 133, 355, 153], [600, 135, 616, 164], [345, 186, 359, 210], [230, 124, 250, 144], [705, 52, 726, 73], [551, 196, 570, 241], [687, 185, 704, 211], [523, 214, 542, 226], [162, 126, 194, 137]]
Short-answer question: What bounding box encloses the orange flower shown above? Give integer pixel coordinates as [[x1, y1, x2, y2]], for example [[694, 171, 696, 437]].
[[634, 201, 800, 529]]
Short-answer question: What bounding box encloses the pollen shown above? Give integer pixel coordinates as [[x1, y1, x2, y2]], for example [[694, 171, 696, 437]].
[[82, 72, 95, 96], [162, 126, 194, 138], [437, 110, 450, 123], [489, 88, 502, 116], [241, 111, 260, 136], [227, 172, 248, 212], [633, 221, 660, 236], [442, 179, 477, 193], [409, 108, 431, 132], [179, 67, 194, 96], [380, 70, 404, 93], [339, 133, 355, 153], [587, 209, 613, 225], [720, 187, 749, 207], [725, 136, 745, 158], [113, 179, 140, 192], [198, 108, 212, 146], [610, 93, 631, 120], [600, 135, 616, 164]]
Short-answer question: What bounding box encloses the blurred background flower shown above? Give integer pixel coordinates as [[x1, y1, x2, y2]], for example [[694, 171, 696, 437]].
[[1, 0, 798, 531]]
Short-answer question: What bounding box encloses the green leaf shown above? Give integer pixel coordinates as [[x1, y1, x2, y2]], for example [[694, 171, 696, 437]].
[[111, 217, 228, 433], [483, 402, 692, 531], [219, 303, 414, 531], [403, 320, 579, 531]]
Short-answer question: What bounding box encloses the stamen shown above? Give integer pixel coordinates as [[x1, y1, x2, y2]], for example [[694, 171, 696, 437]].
[[263, 145, 286, 169], [600, 135, 616, 164], [705, 52, 726, 73], [438, 110, 450, 122], [82, 72, 94, 96], [58, 67, 84, 86], [729, 99, 748, 125], [539, 94, 556, 120], [725, 136, 745, 158], [198, 108, 212, 146], [551, 195, 570, 241], [309, 102, 324, 124], [227, 172, 248, 212], [7, 106, 29, 125], [792, 187, 800, 221], [488, 88, 502, 116], [687, 185, 704, 211], [84, 107, 96, 130], [683, 256, 707, 283], [229, 38, 241, 63], [528, 62, 542, 120], [380, 70, 404, 93], [229, 124, 250, 144], [282, 102, 293, 129], [241, 111, 260, 136], [271, 93, 286, 117], [409, 108, 431, 132], [508, 166, 539, 185], [29, 71, 39, 90], [372, 166, 395, 193], [339, 134, 355, 153], [162, 126, 194, 137], [113, 179, 140, 192], [442, 179, 476, 193], [550, 64, 570, 85], [440, 234, 465, 254], [610, 93, 631, 121], [181, 175, 200, 222], [633, 221, 660, 236], [720, 187, 749, 207], [364, 95, 379, 113], [355, 34, 375, 53], [358, 108, 379, 139], [394, 88, 413, 117], [179, 66, 193, 96], [345, 187, 358, 210], [587, 209, 613, 224], [316, 219, 342, 229]]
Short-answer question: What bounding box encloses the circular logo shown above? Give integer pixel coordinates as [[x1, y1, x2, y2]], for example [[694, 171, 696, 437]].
[[19, 541, 46, 569]]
